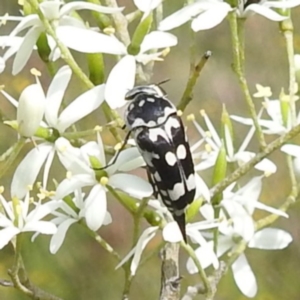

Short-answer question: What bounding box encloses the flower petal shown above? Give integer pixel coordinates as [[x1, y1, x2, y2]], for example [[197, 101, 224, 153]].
[[191, 3, 231, 31], [58, 84, 105, 132], [105, 55, 136, 109], [56, 26, 127, 54], [109, 174, 153, 198], [45, 65, 72, 127], [230, 115, 253, 125], [265, 0, 300, 8], [50, 218, 77, 253], [23, 220, 57, 234], [43, 148, 56, 189], [131, 226, 158, 275], [0, 57, 5, 73], [163, 221, 183, 242], [186, 241, 218, 273], [249, 228, 292, 249], [159, 2, 205, 31], [83, 185, 107, 231], [255, 201, 288, 218], [27, 200, 60, 223], [40, 1, 61, 19], [55, 137, 93, 174], [13, 26, 43, 75], [60, 2, 124, 17], [281, 144, 300, 157], [245, 4, 287, 21], [254, 158, 277, 173], [107, 147, 144, 174], [134, 0, 162, 12], [195, 173, 210, 202], [55, 175, 95, 199], [1, 89, 19, 107], [232, 253, 257, 298], [140, 31, 177, 53], [11, 143, 53, 199], [8, 15, 41, 40], [0, 227, 20, 249]]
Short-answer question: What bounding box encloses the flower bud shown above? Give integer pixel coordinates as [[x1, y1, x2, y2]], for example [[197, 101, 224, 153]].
[[127, 12, 153, 55], [212, 143, 227, 205], [221, 104, 234, 158], [17, 83, 46, 137]]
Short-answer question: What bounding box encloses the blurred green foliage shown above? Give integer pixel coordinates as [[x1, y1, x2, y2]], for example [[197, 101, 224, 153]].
[[1, 1, 300, 299]]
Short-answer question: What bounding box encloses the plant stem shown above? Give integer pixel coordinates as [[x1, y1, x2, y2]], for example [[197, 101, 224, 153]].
[[178, 51, 212, 112], [181, 242, 212, 298], [228, 12, 266, 149]]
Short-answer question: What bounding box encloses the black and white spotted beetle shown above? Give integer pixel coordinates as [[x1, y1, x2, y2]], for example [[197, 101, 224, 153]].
[[124, 84, 196, 242]]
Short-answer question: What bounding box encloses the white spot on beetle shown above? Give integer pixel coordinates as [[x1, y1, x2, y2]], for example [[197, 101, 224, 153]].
[[186, 173, 196, 191], [149, 128, 169, 142], [177, 144, 187, 160], [147, 97, 155, 102], [168, 182, 185, 200], [142, 151, 154, 167], [138, 100, 145, 107], [165, 152, 177, 166], [147, 120, 157, 127], [160, 190, 168, 196], [154, 172, 161, 181], [165, 117, 181, 139], [174, 209, 184, 216], [164, 199, 172, 206]]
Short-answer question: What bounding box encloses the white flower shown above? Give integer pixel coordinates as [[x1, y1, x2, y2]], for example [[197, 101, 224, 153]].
[[159, 0, 232, 32], [116, 217, 219, 276], [192, 111, 276, 174], [54, 135, 153, 200], [16, 82, 46, 137], [0, 192, 58, 249], [231, 91, 300, 135], [1, 1, 126, 74], [159, 0, 300, 32], [187, 177, 291, 298], [49, 189, 112, 253], [105, 31, 177, 108], [2, 66, 105, 199], [236, 0, 300, 19], [116, 226, 158, 275]]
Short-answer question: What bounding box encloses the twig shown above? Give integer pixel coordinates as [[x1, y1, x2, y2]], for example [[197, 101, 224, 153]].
[[7, 235, 63, 300], [256, 187, 299, 230], [159, 243, 181, 300], [177, 51, 212, 112], [181, 262, 226, 300], [84, 226, 121, 262]]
